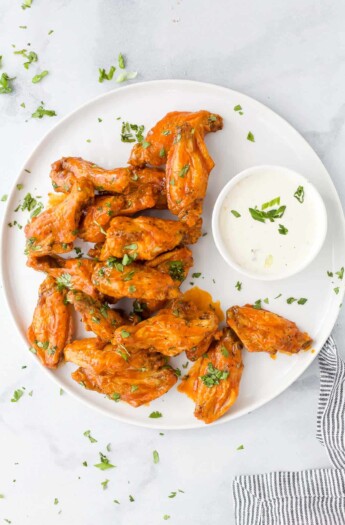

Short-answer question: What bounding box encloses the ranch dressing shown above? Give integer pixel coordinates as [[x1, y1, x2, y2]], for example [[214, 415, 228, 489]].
[[218, 169, 325, 278]]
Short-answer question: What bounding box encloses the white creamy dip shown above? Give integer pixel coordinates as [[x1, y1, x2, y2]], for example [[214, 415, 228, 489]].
[[213, 166, 327, 279]]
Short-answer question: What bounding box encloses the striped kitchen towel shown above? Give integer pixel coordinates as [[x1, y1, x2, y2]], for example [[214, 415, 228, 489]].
[[233, 336, 345, 525]]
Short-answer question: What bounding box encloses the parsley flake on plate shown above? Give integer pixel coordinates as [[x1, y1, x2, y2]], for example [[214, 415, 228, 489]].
[[247, 131, 255, 142], [149, 411, 162, 418], [231, 209, 241, 218], [32, 70, 49, 83], [153, 450, 159, 464]]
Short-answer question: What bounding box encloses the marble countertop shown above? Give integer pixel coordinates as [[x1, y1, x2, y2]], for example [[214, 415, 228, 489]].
[[0, 1, 344, 524]]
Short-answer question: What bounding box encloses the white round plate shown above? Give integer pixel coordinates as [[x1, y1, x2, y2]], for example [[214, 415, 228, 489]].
[[1, 80, 345, 429]]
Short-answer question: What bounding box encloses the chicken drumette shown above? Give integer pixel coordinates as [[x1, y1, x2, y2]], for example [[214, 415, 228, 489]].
[[27, 276, 73, 368], [99, 215, 201, 261], [64, 338, 177, 407], [226, 305, 312, 355], [178, 328, 243, 424], [128, 110, 223, 167]]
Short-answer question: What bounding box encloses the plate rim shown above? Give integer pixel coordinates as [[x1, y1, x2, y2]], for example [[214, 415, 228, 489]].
[[1, 78, 344, 430]]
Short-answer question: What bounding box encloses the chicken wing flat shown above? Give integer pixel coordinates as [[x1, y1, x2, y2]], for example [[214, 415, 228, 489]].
[[67, 290, 125, 340], [79, 185, 164, 244], [226, 305, 313, 355], [27, 276, 73, 368], [111, 298, 219, 357], [50, 157, 165, 195], [65, 338, 177, 407], [99, 216, 201, 261], [128, 110, 223, 167], [28, 255, 99, 299], [25, 176, 94, 256], [92, 260, 180, 301], [166, 123, 215, 227], [178, 328, 243, 424], [64, 338, 166, 374]]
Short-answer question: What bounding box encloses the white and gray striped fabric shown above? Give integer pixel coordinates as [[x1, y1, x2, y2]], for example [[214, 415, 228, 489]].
[[233, 336, 345, 525]]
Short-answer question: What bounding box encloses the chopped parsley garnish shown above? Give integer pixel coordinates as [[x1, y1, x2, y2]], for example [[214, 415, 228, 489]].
[[235, 281, 242, 291], [234, 104, 243, 115], [168, 261, 185, 281], [253, 299, 262, 309], [278, 224, 288, 235], [178, 164, 190, 178], [153, 450, 159, 464], [200, 363, 229, 387], [14, 49, 38, 69], [121, 121, 145, 143], [334, 287, 340, 295], [192, 272, 201, 278], [336, 267, 344, 280], [0, 73, 15, 94], [297, 298, 308, 305], [327, 271, 333, 277], [247, 131, 255, 142], [237, 444, 244, 450], [163, 515, 171, 521], [149, 411, 162, 418], [128, 285, 136, 293], [142, 140, 151, 149], [121, 330, 130, 338], [118, 53, 125, 69], [159, 147, 166, 158], [294, 185, 304, 203], [32, 70, 49, 83], [129, 495, 135, 502], [83, 430, 97, 443], [101, 479, 109, 490], [98, 66, 116, 83], [94, 452, 115, 471], [261, 197, 280, 210], [107, 257, 123, 272], [11, 389, 24, 402], [16, 183, 24, 190], [130, 385, 138, 393], [31, 103, 56, 119], [231, 209, 241, 218], [220, 346, 229, 357], [1, 194, 8, 202], [249, 204, 286, 224], [56, 273, 72, 291], [116, 71, 137, 83], [21, 0, 32, 9], [287, 297, 297, 304], [111, 392, 121, 401], [54, 498, 58, 505]]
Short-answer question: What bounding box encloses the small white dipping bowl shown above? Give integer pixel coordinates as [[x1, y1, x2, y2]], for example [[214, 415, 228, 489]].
[[212, 165, 327, 281]]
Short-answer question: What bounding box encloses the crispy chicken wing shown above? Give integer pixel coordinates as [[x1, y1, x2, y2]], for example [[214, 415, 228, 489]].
[[64, 338, 166, 374], [50, 157, 166, 196], [25, 176, 94, 256], [28, 255, 99, 299], [27, 276, 73, 368], [64, 338, 177, 407], [79, 184, 165, 243], [67, 291, 125, 340], [226, 305, 313, 355], [128, 110, 223, 167], [99, 216, 201, 261], [166, 123, 215, 227], [92, 260, 180, 301], [111, 298, 219, 357], [178, 328, 243, 424]]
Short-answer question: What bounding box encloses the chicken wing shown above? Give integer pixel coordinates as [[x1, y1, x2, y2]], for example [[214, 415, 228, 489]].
[[166, 123, 215, 227], [28, 255, 99, 299], [79, 184, 165, 243], [64, 338, 177, 407], [226, 305, 313, 355], [64, 338, 166, 374], [111, 298, 219, 357], [50, 157, 165, 196], [99, 216, 201, 261], [178, 328, 243, 424], [92, 260, 180, 301], [128, 110, 223, 167], [25, 176, 94, 257], [27, 276, 73, 368], [67, 290, 125, 340]]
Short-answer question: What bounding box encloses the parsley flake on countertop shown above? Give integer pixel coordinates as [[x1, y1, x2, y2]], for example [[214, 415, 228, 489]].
[[0, 73, 15, 94], [247, 131, 255, 142], [200, 363, 229, 387], [149, 411, 162, 418], [32, 70, 49, 83], [31, 103, 56, 119], [94, 452, 115, 471], [14, 49, 38, 69], [116, 71, 137, 83], [101, 479, 109, 490], [118, 53, 125, 69], [98, 66, 115, 83], [153, 450, 159, 464], [83, 430, 97, 443], [11, 389, 24, 402]]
